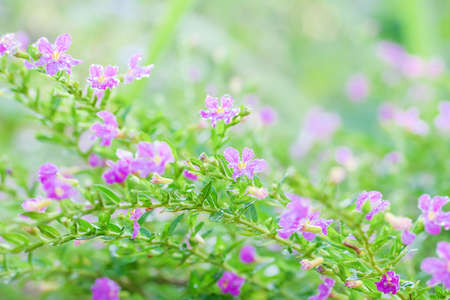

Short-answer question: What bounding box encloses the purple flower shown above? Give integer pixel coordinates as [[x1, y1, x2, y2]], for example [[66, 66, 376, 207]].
[[375, 271, 400, 295], [300, 211, 333, 241], [184, 170, 198, 181], [89, 153, 105, 168], [259, 106, 277, 126], [395, 107, 429, 136], [131, 141, 174, 178], [0, 33, 19, 56], [335, 146, 358, 170], [277, 194, 310, 239], [25, 34, 81, 76], [200, 94, 240, 127], [434, 101, 450, 134], [421, 241, 450, 289], [217, 272, 245, 296], [418, 194, 449, 235], [91, 111, 119, 147], [385, 213, 416, 245], [223, 147, 266, 181], [38, 163, 76, 200], [309, 277, 335, 300], [102, 150, 133, 185], [130, 208, 144, 239], [91, 277, 120, 300], [239, 245, 256, 264], [87, 64, 119, 102], [22, 197, 51, 212], [346, 73, 370, 102], [124, 54, 153, 84], [401, 230, 416, 245], [355, 191, 389, 220], [376, 41, 408, 68], [291, 107, 341, 157]]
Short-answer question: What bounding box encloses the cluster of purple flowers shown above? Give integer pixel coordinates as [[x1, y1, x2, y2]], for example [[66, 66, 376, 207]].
[[38, 163, 77, 200], [379, 103, 432, 136], [91, 277, 120, 300], [375, 271, 400, 295], [103, 141, 174, 185], [90, 111, 119, 147], [277, 193, 333, 241]]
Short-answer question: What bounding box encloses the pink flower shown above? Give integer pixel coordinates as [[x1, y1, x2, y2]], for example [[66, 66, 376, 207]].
[[25, 34, 81, 76], [124, 54, 153, 84], [91, 277, 120, 300], [130, 208, 144, 239], [395, 107, 429, 136], [346, 73, 370, 102], [355, 191, 389, 220], [246, 186, 268, 199], [22, 197, 51, 212], [38, 163, 76, 200], [259, 106, 277, 126], [418, 194, 449, 235], [277, 194, 332, 240], [200, 94, 240, 127], [385, 213, 416, 245], [223, 147, 267, 181], [0, 33, 19, 56], [420, 241, 450, 289], [309, 277, 335, 300], [335, 146, 358, 170], [239, 245, 256, 264], [131, 141, 174, 177], [434, 101, 450, 134], [217, 272, 245, 296], [103, 150, 134, 185], [90, 111, 119, 147], [89, 153, 106, 168], [87, 64, 119, 102], [375, 271, 400, 295], [183, 169, 199, 181]]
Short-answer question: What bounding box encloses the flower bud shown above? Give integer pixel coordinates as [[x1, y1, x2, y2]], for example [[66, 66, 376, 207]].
[[193, 233, 205, 244], [246, 186, 268, 199], [345, 280, 363, 289], [329, 166, 346, 184], [301, 223, 322, 233], [385, 212, 412, 231], [300, 257, 324, 270], [151, 173, 173, 185]]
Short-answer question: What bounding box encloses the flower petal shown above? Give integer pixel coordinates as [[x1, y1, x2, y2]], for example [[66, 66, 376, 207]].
[[205, 95, 218, 110], [55, 33, 72, 52], [224, 147, 240, 164], [242, 147, 255, 162]]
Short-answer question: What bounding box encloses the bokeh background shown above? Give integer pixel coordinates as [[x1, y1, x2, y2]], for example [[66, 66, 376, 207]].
[[0, 0, 449, 299]]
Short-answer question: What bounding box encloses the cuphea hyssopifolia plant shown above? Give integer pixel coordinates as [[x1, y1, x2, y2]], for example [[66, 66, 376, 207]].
[[0, 32, 449, 300]]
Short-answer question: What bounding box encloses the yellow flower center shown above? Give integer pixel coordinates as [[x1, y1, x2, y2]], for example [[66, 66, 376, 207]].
[[216, 107, 225, 114], [55, 187, 64, 197], [98, 75, 105, 83], [238, 161, 246, 169], [154, 155, 162, 165], [51, 51, 61, 60], [428, 211, 436, 220], [37, 199, 51, 210]]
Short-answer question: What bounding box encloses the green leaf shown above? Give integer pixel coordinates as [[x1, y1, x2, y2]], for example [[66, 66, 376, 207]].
[[77, 219, 93, 232], [2, 233, 30, 245], [94, 184, 121, 203], [209, 211, 223, 222], [21, 212, 46, 220], [198, 181, 212, 204], [168, 214, 185, 235], [245, 204, 258, 222], [38, 225, 60, 239], [98, 212, 111, 227]]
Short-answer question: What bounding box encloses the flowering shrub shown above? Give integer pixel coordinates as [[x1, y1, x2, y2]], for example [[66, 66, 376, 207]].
[[0, 20, 449, 300]]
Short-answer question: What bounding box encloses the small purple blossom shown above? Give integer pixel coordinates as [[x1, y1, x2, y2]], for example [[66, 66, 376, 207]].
[[89, 153, 106, 168], [200, 94, 240, 127], [25, 34, 81, 76], [87, 64, 119, 102], [385, 213, 416, 245], [355, 191, 389, 220], [346, 73, 370, 102], [421, 241, 450, 289], [22, 197, 51, 212], [103, 150, 133, 185], [124, 54, 153, 84], [38, 163, 76, 200], [246, 186, 268, 199], [259, 106, 277, 126], [239, 245, 256, 264], [183, 170, 199, 181], [277, 194, 310, 239], [335, 146, 358, 170], [217, 272, 245, 296], [434, 101, 450, 134], [131, 141, 175, 177], [375, 271, 400, 295], [91, 277, 120, 300], [0, 33, 19, 56], [300, 211, 333, 241], [130, 208, 144, 239], [91, 111, 119, 147], [223, 147, 267, 181], [309, 277, 335, 300], [401, 230, 416, 245], [418, 194, 449, 235]]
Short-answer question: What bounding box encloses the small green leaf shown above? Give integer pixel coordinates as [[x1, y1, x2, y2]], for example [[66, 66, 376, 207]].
[[94, 184, 121, 203], [2, 233, 30, 245], [21, 212, 46, 220], [38, 225, 60, 239], [168, 214, 185, 235], [198, 182, 212, 204]]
